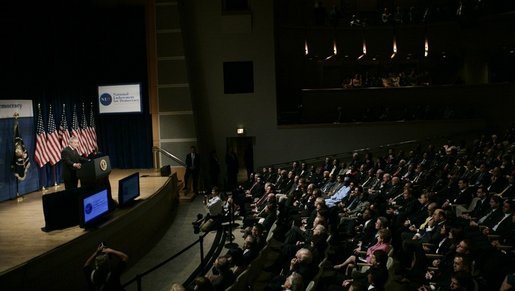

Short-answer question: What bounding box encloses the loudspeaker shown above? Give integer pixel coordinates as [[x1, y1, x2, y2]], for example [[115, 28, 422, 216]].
[[160, 165, 171, 176]]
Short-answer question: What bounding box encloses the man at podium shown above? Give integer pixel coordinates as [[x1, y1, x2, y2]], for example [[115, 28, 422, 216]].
[[61, 136, 89, 190]]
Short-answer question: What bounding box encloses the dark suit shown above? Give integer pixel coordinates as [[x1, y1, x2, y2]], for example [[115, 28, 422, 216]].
[[242, 247, 259, 266], [384, 183, 403, 199], [470, 198, 490, 219], [355, 218, 377, 244], [452, 187, 474, 206], [419, 220, 445, 244], [491, 213, 513, 239], [184, 152, 200, 193], [501, 184, 515, 199], [408, 203, 429, 227], [61, 146, 88, 190], [249, 181, 265, 199], [479, 208, 505, 229], [474, 171, 491, 187], [488, 176, 508, 194]]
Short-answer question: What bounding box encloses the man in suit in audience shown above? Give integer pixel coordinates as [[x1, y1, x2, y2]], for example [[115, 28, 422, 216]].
[[442, 179, 474, 212], [405, 192, 431, 228], [246, 174, 265, 200], [325, 177, 351, 208], [488, 167, 509, 194], [499, 174, 514, 199], [460, 186, 490, 221], [469, 195, 505, 230], [61, 136, 89, 190], [384, 176, 403, 199], [280, 171, 295, 194], [460, 160, 478, 181], [241, 235, 259, 265], [209, 256, 235, 290], [483, 199, 514, 239], [274, 169, 288, 192], [412, 208, 447, 244], [473, 163, 491, 187]]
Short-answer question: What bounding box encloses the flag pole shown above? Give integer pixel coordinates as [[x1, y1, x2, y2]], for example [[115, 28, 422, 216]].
[[16, 177, 22, 202], [13, 112, 24, 202], [39, 104, 46, 192], [53, 166, 58, 188]]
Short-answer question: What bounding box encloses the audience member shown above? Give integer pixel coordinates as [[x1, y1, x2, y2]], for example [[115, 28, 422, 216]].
[[193, 276, 215, 291], [208, 256, 235, 291], [170, 283, 186, 291], [83, 242, 129, 291], [200, 187, 225, 232]]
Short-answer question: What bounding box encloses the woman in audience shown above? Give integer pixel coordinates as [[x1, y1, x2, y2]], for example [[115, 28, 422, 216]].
[[342, 250, 389, 291], [333, 229, 392, 273]]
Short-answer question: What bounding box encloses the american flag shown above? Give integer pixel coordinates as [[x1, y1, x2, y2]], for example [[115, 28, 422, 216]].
[[71, 104, 85, 155], [88, 103, 98, 151], [46, 105, 61, 165], [80, 103, 94, 154], [34, 105, 49, 167], [59, 104, 71, 150]]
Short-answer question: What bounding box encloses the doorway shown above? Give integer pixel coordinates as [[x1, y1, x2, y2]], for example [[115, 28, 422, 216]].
[[226, 136, 254, 188]]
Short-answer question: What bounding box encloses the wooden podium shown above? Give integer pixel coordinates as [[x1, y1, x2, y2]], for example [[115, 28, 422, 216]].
[[77, 155, 111, 189], [77, 155, 115, 209]]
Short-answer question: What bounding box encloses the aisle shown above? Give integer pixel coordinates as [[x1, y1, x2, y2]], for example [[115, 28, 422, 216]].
[[122, 196, 218, 291]]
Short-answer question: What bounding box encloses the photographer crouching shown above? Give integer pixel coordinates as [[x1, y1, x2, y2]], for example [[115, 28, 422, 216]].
[[199, 186, 226, 232]]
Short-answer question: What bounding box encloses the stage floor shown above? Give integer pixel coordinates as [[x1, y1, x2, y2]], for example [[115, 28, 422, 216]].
[[0, 169, 169, 274]]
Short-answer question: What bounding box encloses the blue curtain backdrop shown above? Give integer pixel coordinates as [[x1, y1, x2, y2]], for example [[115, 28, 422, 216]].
[[31, 99, 153, 170], [0, 100, 152, 202], [96, 113, 153, 169], [0, 117, 39, 201]]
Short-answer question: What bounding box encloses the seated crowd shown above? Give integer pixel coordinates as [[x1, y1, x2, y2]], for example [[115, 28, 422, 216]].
[[192, 127, 515, 291], [342, 70, 432, 90]]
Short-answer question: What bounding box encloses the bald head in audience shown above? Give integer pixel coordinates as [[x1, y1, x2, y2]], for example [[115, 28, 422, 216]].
[[282, 272, 304, 291]]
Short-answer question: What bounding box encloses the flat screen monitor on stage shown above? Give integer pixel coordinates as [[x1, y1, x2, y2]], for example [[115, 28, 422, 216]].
[[118, 172, 140, 207], [79, 188, 111, 228], [42, 188, 83, 231]]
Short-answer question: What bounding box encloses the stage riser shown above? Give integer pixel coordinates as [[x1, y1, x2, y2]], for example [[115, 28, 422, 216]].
[[0, 174, 179, 291]]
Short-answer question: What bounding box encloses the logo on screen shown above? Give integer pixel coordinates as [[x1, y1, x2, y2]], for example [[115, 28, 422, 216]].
[[85, 203, 93, 214], [99, 93, 112, 106]]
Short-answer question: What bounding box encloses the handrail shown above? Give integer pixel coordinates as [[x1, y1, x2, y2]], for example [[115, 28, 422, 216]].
[[122, 231, 209, 290], [153, 146, 186, 167]]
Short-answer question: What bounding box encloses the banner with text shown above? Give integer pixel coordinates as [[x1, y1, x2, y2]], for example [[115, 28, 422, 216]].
[[0, 100, 34, 119], [98, 84, 142, 114]]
